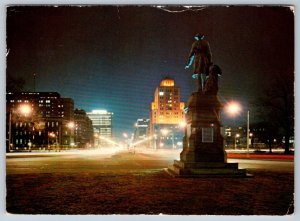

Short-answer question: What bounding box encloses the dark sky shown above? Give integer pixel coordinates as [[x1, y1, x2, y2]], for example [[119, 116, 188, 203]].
[[6, 6, 294, 138]]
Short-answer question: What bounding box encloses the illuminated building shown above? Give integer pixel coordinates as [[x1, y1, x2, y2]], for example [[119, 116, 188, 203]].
[[151, 77, 185, 125], [6, 92, 75, 151], [87, 110, 113, 147], [133, 119, 150, 144], [150, 77, 185, 149]]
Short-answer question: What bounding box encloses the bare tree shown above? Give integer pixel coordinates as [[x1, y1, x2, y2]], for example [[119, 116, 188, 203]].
[[260, 71, 294, 153]]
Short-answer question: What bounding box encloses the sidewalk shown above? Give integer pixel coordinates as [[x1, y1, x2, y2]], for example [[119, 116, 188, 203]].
[[227, 152, 294, 160]]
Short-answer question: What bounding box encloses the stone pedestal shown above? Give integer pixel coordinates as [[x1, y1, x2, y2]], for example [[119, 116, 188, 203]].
[[167, 91, 249, 177]]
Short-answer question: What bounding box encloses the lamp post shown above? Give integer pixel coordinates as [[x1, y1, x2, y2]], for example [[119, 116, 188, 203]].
[[123, 132, 129, 150], [246, 110, 250, 156], [235, 134, 240, 149], [8, 104, 33, 152], [94, 133, 99, 148], [67, 121, 75, 148], [160, 128, 175, 149], [225, 101, 251, 155], [153, 134, 157, 149]]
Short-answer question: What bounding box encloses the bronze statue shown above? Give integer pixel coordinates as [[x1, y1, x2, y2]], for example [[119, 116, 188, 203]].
[[203, 64, 222, 95], [185, 33, 212, 91]]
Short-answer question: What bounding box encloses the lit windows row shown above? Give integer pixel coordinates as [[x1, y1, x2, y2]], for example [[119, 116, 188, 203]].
[[47, 122, 59, 127], [9, 100, 29, 103], [15, 122, 33, 127]]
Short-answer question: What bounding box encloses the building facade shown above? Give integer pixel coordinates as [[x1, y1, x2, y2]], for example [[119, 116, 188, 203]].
[[133, 119, 150, 147], [6, 92, 75, 151], [150, 77, 185, 149], [87, 110, 113, 147], [74, 109, 94, 148]]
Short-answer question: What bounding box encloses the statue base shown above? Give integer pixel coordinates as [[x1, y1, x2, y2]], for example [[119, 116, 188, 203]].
[[166, 91, 250, 178], [166, 161, 250, 178]]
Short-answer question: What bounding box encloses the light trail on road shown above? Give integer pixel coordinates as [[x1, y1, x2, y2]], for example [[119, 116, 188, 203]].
[[130, 135, 154, 147], [6, 149, 294, 175]]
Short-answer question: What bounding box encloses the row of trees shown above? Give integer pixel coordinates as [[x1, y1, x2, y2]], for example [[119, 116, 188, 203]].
[[256, 70, 294, 154]]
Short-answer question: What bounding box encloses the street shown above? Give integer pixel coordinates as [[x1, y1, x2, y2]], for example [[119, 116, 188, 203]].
[[6, 148, 294, 215], [6, 148, 294, 174]]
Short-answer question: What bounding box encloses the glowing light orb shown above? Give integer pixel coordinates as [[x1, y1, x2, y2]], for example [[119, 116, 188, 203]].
[[18, 104, 32, 115], [225, 101, 242, 116]]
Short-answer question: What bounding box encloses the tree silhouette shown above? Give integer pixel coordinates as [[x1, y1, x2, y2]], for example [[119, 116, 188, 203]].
[[259, 70, 294, 154]]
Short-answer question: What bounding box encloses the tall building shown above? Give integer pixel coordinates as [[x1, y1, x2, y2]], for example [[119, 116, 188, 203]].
[[133, 119, 150, 147], [87, 110, 113, 147], [151, 77, 185, 125], [150, 77, 185, 149], [74, 109, 94, 148], [6, 92, 75, 151]]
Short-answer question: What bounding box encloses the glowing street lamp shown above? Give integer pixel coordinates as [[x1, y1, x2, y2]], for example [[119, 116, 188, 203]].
[[8, 104, 33, 152], [153, 134, 157, 149], [67, 121, 75, 129], [225, 101, 251, 155], [179, 121, 187, 128], [160, 129, 169, 136], [48, 132, 57, 150], [235, 133, 240, 149], [67, 121, 75, 147], [123, 132, 129, 150], [225, 101, 242, 117], [18, 104, 32, 116], [160, 129, 175, 149]]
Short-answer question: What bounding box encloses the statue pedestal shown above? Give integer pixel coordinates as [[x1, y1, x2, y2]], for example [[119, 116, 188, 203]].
[[167, 92, 249, 177]]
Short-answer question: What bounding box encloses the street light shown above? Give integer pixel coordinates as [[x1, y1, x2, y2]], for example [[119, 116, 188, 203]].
[[160, 129, 169, 136], [179, 121, 187, 128], [153, 134, 157, 149], [67, 121, 75, 148], [8, 104, 33, 152], [123, 133, 129, 150], [48, 132, 57, 151], [160, 128, 175, 149], [225, 101, 251, 155], [235, 134, 240, 149], [250, 133, 254, 148], [94, 133, 99, 148], [224, 101, 242, 117]]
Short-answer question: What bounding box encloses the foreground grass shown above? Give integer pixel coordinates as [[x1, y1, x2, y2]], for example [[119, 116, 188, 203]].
[[6, 169, 293, 215]]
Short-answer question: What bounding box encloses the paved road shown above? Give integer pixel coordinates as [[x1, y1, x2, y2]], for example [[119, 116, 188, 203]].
[[6, 148, 294, 174]]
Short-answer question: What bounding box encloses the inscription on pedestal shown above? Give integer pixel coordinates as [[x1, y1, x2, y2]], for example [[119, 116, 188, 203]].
[[202, 128, 213, 143]]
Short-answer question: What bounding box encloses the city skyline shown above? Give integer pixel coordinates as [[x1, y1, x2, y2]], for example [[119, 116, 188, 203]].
[[6, 6, 294, 137]]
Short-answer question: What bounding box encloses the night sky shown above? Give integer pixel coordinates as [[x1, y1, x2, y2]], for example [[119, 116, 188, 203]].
[[6, 6, 294, 138]]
